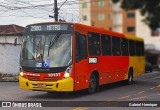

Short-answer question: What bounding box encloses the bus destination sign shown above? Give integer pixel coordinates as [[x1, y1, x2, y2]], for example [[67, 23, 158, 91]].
[[27, 24, 73, 32]]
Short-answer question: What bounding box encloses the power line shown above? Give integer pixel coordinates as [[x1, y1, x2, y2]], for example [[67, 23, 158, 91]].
[[0, 0, 83, 23], [62, 1, 80, 22], [59, 0, 67, 9]]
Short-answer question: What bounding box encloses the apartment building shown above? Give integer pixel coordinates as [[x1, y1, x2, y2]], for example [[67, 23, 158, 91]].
[[79, 0, 91, 25], [79, 0, 160, 68], [80, 0, 136, 35]]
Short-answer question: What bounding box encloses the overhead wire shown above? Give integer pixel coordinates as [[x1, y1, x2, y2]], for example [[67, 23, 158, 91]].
[[0, 0, 110, 23]]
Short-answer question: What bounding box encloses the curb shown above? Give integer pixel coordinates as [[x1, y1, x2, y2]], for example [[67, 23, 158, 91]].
[[0, 75, 19, 82]]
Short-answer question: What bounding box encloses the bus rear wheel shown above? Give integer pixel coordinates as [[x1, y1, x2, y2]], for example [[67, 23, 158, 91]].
[[88, 74, 97, 94], [127, 69, 133, 84]]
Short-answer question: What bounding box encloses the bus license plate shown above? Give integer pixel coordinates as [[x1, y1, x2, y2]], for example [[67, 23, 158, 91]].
[[37, 84, 46, 88]]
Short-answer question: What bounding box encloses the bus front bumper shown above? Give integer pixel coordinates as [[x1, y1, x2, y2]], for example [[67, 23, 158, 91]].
[[19, 76, 74, 92]]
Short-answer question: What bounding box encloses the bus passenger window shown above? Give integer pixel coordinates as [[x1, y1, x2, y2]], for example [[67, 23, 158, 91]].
[[121, 38, 129, 56], [76, 32, 87, 62], [88, 32, 101, 56], [112, 37, 121, 56], [140, 42, 145, 56], [129, 40, 136, 56], [101, 34, 111, 56], [136, 41, 141, 56]]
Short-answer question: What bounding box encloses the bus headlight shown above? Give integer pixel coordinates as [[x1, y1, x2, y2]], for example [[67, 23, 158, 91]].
[[63, 65, 72, 79], [20, 72, 24, 77]]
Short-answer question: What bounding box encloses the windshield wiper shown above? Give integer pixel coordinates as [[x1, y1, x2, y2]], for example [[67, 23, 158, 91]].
[[48, 33, 61, 56]]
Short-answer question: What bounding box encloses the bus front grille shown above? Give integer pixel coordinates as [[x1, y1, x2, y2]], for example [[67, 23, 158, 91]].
[[43, 77, 58, 81], [27, 76, 58, 81], [28, 76, 40, 81]]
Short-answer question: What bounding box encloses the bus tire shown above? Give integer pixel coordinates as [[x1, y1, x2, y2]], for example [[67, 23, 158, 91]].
[[88, 73, 97, 94], [127, 69, 133, 85]]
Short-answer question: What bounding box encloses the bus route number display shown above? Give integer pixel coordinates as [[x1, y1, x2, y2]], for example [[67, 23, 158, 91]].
[[30, 24, 69, 32]]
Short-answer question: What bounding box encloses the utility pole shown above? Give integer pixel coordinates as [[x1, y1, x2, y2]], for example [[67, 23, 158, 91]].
[[51, 0, 67, 21], [54, 0, 58, 22]]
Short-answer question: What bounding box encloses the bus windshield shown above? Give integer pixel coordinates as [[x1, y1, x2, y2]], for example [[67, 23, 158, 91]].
[[20, 33, 72, 68]]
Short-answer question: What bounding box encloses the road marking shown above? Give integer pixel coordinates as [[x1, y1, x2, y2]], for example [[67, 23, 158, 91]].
[[149, 87, 155, 90], [131, 96, 147, 100], [71, 107, 88, 110], [138, 91, 145, 94], [156, 85, 160, 88], [118, 95, 130, 99]]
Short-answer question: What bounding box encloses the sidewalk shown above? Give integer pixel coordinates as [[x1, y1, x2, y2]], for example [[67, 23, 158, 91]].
[[0, 73, 18, 82]]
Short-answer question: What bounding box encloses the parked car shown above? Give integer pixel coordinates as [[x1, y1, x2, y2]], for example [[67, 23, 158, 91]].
[[145, 62, 153, 73]]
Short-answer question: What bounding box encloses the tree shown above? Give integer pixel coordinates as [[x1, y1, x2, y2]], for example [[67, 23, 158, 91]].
[[112, 0, 160, 31]]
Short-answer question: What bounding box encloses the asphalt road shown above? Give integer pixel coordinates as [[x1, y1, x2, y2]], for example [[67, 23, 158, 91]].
[[0, 71, 160, 110]]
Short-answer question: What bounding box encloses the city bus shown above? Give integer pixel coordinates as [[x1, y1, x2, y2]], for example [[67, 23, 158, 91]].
[[19, 22, 145, 93]]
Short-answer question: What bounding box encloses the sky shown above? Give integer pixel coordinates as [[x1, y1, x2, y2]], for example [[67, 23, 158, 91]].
[[0, 0, 79, 27]]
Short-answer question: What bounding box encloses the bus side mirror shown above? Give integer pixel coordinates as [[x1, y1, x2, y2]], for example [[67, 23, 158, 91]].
[[14, 38, 17, 46]]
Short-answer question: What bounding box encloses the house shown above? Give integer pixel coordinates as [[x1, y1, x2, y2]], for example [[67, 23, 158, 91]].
[[0, 24, 24, 44], [0, 24, 24, 75]]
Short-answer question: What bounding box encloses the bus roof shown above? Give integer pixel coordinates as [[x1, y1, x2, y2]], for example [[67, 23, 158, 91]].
[[125, 34, 144, 42], [28, 22, 74, 26], [27, 22, 144, 42]]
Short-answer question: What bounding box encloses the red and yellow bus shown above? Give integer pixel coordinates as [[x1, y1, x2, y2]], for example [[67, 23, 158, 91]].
[[19, 22, 145, 93]]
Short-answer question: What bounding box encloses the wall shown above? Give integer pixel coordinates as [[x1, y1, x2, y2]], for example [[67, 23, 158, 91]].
[[0, 35, 22, 44], [79, 0, 91, 25], [0, 43, 21, 75], [91, 0, 113, 30], [112, 2, 122, 33], [122, 10, 136, 35]]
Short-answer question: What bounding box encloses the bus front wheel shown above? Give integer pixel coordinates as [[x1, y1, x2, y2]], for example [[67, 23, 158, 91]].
[[127, 69, 133, 84], [88, 74, 97, 94]]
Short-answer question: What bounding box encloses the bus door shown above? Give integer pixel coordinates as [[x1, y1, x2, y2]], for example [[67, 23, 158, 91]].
[[74, 32, 88, 91]]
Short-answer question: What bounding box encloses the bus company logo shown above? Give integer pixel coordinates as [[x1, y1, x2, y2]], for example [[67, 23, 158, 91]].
[[2, 102, 11, 107]]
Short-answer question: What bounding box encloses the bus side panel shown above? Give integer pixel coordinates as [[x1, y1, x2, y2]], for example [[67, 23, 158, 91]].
[[131, 56, 145, 78], [74, 59, 89, 91], [138, 56, 145, 76], [98, 56, 111, 84], [99, 56, 129, 85], [88, 56, 100, 83], [127, 56, 145, 79], [113, 56, 129, 82], [125, 56, 136, 80]]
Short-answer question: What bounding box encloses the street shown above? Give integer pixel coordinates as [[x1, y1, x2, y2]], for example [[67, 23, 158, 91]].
[[0, 71, 160, 110]]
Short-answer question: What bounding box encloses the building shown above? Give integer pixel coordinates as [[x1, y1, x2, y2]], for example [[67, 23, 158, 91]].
[[79, 0, 91, 25], [90, 0, 112, 30], [80, 0, 136, 35], [79, 0, 160, 68], [0, 24, 24, 44], [0, 24, 24, 75]]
